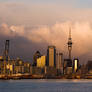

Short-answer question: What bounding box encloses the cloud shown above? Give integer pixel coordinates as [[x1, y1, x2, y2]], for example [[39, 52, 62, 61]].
[[0, 1, 92, 26], [27, 21, 92, 59], [0, 1, 92, 63], [0, 21, 92, 63]]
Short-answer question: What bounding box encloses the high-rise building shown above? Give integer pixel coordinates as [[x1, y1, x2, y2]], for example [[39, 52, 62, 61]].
[[47, 46, 56, 67], [73, 58, 79, 73], [56, 52, 63, 75], [33, 51, 41, 66], [37, 56, 46, 68], [56, 52, 63, 69]]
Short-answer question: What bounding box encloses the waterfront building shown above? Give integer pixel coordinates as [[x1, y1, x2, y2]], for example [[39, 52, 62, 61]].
[[45, 67, 57, 77], [80, 64, 88, 75], [86, 61, 92, 71], [24, 62, 31, 73], [31, 67, 44, 75]]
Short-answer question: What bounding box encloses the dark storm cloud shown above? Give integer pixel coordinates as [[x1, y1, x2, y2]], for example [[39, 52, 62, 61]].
[[0, 23, 48, 62]]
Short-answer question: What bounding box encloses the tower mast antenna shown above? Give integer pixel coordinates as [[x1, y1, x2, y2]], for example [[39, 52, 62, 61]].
[[67, 27, 72, 60]]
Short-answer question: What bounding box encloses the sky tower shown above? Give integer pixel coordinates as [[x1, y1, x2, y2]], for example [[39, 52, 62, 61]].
[[67, 28, 72, 60]]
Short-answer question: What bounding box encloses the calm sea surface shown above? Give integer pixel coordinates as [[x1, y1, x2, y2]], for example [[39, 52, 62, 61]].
[[0, 79, 92, 92]]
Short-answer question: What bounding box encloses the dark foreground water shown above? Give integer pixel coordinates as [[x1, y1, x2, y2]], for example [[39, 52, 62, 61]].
[[0, 79, 92, 92]]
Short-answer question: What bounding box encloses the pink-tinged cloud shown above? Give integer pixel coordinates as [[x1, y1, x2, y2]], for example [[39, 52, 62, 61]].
[[0, 2, 92, 26], [1, 21, 92, 63]]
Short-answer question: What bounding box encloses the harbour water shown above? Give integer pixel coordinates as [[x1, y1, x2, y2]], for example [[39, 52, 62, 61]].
[[0, 79, 92, 92]]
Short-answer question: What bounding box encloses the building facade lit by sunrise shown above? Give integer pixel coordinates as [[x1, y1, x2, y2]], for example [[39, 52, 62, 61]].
[[47, 46, 56, 67], [37, 56, 46, 68], [73, 58, 79, 73]]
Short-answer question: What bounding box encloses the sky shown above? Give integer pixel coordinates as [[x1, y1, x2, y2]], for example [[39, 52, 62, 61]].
[[0, 0, 92, 64]]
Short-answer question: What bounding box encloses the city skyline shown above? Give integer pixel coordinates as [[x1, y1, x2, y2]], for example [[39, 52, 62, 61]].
[[1, 1, 92, 92], [0, 0, 92, 63]]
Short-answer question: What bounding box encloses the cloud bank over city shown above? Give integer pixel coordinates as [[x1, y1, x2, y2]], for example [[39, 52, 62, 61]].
[[0, 21, 92, 63], [0, 0, 92, 63]]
